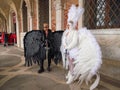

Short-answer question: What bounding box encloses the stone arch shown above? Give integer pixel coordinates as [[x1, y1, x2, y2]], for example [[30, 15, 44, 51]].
[[20, 0, 32, 32], [7, 0, 20, 47], [20, 0, 32, 16], [19, 0, 32, 48], [0, 13, 6, 32], [9, 10, 16, 33], [0, 8, 7, 20], [0, 8, 7, 32]]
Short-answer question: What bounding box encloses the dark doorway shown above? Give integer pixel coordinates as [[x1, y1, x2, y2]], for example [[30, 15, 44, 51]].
[[38, 0, 49, 29], [22, 1, 28, 32], [12, 12, 16, 33]]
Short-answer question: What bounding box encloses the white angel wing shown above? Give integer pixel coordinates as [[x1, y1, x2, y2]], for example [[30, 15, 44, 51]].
[[72, 28, 102, 90]]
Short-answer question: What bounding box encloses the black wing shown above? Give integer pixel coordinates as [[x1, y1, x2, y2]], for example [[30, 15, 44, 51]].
[[52, 30, 64, 64], [24, 30, 46, 66]]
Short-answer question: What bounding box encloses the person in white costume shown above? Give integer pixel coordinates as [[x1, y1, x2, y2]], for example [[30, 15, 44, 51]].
[[61, 4, 102, 90]]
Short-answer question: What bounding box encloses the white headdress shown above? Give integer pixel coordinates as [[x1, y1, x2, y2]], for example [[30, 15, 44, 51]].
[[67, 4, 84, 28]]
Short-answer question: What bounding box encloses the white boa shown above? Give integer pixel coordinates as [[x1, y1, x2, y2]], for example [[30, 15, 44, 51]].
[[61, 28, 102, 90]]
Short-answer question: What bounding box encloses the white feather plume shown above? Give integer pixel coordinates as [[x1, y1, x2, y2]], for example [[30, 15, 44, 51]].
[[67, 4, 84, 28]]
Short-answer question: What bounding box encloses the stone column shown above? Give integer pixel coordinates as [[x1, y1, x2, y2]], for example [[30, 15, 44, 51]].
[[36, 0, 39, 30], [33, 0, 39, 30], [49, 0, 52, 29], [28, 13, 32, 31], [16, 14, 20, 47], [78, 0, 84, 28], [55, 0, 64, 31], [8, 13, 12, 33]]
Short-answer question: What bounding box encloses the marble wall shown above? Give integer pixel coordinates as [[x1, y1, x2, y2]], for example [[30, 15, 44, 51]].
[[91, 29, 120, 61]]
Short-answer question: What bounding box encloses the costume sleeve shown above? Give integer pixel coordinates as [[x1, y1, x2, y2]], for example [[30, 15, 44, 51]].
[[66, 31, 78, 50], [61, 30, 68, 48]]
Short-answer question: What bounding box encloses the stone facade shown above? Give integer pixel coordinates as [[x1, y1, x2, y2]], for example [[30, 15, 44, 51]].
[[51, 0, 56, 31], [32, 0, 38, 30], [92, 29, 120, 61]]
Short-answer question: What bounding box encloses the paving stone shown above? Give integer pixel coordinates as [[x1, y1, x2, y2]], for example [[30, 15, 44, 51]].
[[0, 45, 120, 90], [0, 75, 70, 90], [0, 55, 21, 67]]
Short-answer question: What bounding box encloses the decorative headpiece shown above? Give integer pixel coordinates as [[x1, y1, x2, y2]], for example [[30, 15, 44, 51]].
[[67, 4, 84, 28]]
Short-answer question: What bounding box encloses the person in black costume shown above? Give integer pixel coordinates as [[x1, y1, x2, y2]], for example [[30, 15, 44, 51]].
[[38, 23, 53, 73], [4, 32, 8, 47], [23, 24, 63, 73]]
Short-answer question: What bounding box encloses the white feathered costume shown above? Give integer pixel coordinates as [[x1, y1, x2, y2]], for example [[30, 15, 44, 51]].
[[61, 5, 102, 90]]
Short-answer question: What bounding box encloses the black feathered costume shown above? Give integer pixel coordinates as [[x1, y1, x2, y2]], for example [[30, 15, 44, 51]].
[[52, 31, 64, 64], [24, 30, 63, 72], [24, 30, 46, 66]]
